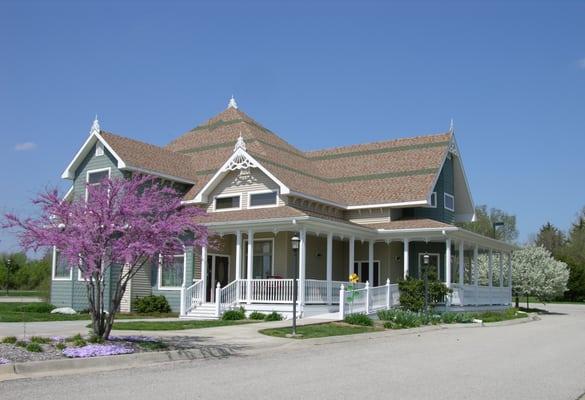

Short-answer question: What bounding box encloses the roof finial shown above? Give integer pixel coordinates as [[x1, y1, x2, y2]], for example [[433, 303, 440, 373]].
[[234, 132, 246, 152], [228, 95, 238, 110], [90, 115, 100, 135], [449, 118, 454, 133]]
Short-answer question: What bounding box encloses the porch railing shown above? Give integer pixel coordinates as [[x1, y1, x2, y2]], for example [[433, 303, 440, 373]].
[[181, 279, 203, 316], [305, 279, 365, 304], [450, 284, 512, 306], [339, 280, 399, 318], [248, 279, 295, 303], [219, 280, 239, 313]]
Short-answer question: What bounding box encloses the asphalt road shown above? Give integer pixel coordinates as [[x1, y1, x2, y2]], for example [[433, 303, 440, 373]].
[[2, 304, 585, 400]]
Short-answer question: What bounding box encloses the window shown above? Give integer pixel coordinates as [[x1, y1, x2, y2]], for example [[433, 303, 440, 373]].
[[244, 240, 273, 279], [430, 192, 437, 208], [53, 250, 71, 280], [159, 255, 184, 289], [444, 193, 455, 212], [249, 191, 277, 207], [86, 168, 110, 201], [95, 143, 104, 157], [215, 195, 240, 210]]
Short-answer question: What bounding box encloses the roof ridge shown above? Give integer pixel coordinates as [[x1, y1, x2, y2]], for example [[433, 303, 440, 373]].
[[304, 131, 452, 156]]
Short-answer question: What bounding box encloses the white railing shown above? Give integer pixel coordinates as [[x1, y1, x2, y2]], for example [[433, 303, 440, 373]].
[[339, 280, 399, 319], [305, 279, 367, 304], [248, 279, 295, 303], [219, 280, 239, 313], [181, 279, 203, 316], [451, 284, 512, 306]]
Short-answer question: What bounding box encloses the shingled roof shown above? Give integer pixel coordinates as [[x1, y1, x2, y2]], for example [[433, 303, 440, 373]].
[[83, 104, 453, 208], [165, 106, 452, 207]]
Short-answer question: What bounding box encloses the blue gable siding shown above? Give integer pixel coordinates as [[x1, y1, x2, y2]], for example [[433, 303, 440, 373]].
[[151, 247, 195, 312], [411, 156, 455, 224]]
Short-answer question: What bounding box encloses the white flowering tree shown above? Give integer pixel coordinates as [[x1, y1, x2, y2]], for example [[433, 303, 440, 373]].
[[511, 246, 569, 308]]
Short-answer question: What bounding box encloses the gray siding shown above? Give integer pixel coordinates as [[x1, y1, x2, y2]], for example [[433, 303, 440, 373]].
[[412, 156, 455, 223], [151, 247, 194, 312], [50, 281, 73, 308], [130, 264, 152, 311]]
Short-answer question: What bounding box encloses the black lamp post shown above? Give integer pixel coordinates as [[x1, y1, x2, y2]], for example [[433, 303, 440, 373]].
[[493, 222, 504, 239], [290, 235, 300, 336], [5, 258, 12, 296], [423, 253, 430, 316]]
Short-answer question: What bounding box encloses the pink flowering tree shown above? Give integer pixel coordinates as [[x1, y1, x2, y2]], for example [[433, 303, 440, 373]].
[[3, 174, 208, 339]]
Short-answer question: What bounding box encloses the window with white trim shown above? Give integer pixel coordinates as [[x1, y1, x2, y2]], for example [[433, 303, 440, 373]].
[[444, 193, 455, 212], [249, 191, 277, 207], [86, 169, 110, 201], [215, 195, 240, 210], [53, 251, 71, 280], [159, 255, 184, 288], [430, 192, 437, 208], [95, 143, 104, 157]]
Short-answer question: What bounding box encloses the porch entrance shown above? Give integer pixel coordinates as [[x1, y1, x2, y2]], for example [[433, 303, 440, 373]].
[[206, 254, 229, 302], [353, 261, 380, 286]]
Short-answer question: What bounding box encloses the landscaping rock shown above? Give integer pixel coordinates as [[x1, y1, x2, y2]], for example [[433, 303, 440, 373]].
[[50, 307, 77, 315]]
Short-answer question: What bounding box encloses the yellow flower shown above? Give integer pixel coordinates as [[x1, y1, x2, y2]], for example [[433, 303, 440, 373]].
[[349, 273, 360, 283]]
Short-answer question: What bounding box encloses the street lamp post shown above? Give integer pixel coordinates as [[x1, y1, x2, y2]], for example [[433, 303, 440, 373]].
[[423, 253, 430, 316], [492, 222, 504, 239], [290, 235, 300, 336], [5, 258, 12, 296]]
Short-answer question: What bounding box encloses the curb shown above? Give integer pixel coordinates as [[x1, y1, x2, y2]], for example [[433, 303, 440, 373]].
[[0, 347, 228, 382]]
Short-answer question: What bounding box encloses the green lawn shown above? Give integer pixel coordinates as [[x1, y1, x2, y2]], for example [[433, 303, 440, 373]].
[[111, 319, 260, 331], [260, 323, 381, 339], [0, 302, 177, 323], [475, 308, 528, 323]]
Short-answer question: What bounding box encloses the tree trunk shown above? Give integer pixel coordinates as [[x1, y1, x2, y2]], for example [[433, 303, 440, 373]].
[[526, 295, 529, 310], [515, 294, 519, 308]]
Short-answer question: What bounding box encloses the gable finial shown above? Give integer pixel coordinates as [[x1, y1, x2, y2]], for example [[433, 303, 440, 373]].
[[228, 95, 238, 110], [90, 115, 100, 135], [234, 132, 246, 152], [449, 118, 454, 133]]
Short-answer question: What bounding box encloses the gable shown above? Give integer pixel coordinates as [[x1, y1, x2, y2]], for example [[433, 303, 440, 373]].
[[72, 142, 123, 201]]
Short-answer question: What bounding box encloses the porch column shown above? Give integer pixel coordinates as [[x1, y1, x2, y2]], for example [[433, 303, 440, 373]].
[[499, 252, 504, 287], [403, 239, 409, 280], [246, 229, 253, 304], [445, 238, 452, 287], [201, 246, 208, 302], [299, 228, 307, 307], [348, 236, 355, 279], [235, 230, 242, 301], [508, 252, 513, 287], [473, 245, 479, 286], [326, 232, 333, 305], [368, 240, 374, 285], [458, 240, 464, 284]]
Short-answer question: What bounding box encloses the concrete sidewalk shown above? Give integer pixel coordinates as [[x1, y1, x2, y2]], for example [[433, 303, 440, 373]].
[[0, 297, 43, 303]]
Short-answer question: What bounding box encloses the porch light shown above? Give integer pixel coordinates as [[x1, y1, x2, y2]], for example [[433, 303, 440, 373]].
[[291, 235, 300, 250], [290, 234, 300, 337], [423, 253, 430, 266]]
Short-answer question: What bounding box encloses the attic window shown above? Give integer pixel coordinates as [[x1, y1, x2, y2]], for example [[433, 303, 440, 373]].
[[215, 195, 241, 211], [444, 193, 455, 212], [95, 143, 104, 157], [250, 191, 277, 208], [430, 192, 437, 208]]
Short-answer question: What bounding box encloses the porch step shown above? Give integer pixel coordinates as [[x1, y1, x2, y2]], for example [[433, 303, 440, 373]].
[[181, 303, 221, 320]]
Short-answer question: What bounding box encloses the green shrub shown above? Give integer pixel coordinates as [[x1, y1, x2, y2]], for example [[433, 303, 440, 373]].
[[378, 309, 423, 329], [398, 275, 451, 312], [134, 295, 171, 314], [87, 335, 104, 344], [222, 307, 246, 321], [440, 312, 476, 324], [1, 336, 17, 344], [67, 334, 87, 347], [15, 340, 28, 348], [264, 311, 283, 322], [55, 342, 66, 350], [344, 313, 373, 326], [30, 336, 51, 344], [26, 342, 43, 353], [249, 311, 267, 320]]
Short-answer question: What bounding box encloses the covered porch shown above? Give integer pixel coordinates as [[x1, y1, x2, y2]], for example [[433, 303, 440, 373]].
[[179, 218, 515, 319]]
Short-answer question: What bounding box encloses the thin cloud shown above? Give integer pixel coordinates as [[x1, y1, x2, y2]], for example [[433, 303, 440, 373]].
[[14, 142, 37, 151]]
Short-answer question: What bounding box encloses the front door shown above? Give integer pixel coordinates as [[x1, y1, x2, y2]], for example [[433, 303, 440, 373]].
[[206, 255, 230, 302], [353, 261, 380, 286]]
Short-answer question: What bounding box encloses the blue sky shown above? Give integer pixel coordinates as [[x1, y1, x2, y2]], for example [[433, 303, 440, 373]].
[[1, 0, 584, 253]]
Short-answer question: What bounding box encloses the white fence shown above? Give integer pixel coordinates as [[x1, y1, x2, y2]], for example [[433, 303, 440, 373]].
[[450, 284, 512, 306], [305, 279, 365, 304], [248, 279, 296, 303], [339, 280, 399, 318]]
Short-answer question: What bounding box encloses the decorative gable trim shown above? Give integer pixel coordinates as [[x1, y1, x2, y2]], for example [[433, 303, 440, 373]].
[[187, 145, 290, 204]]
